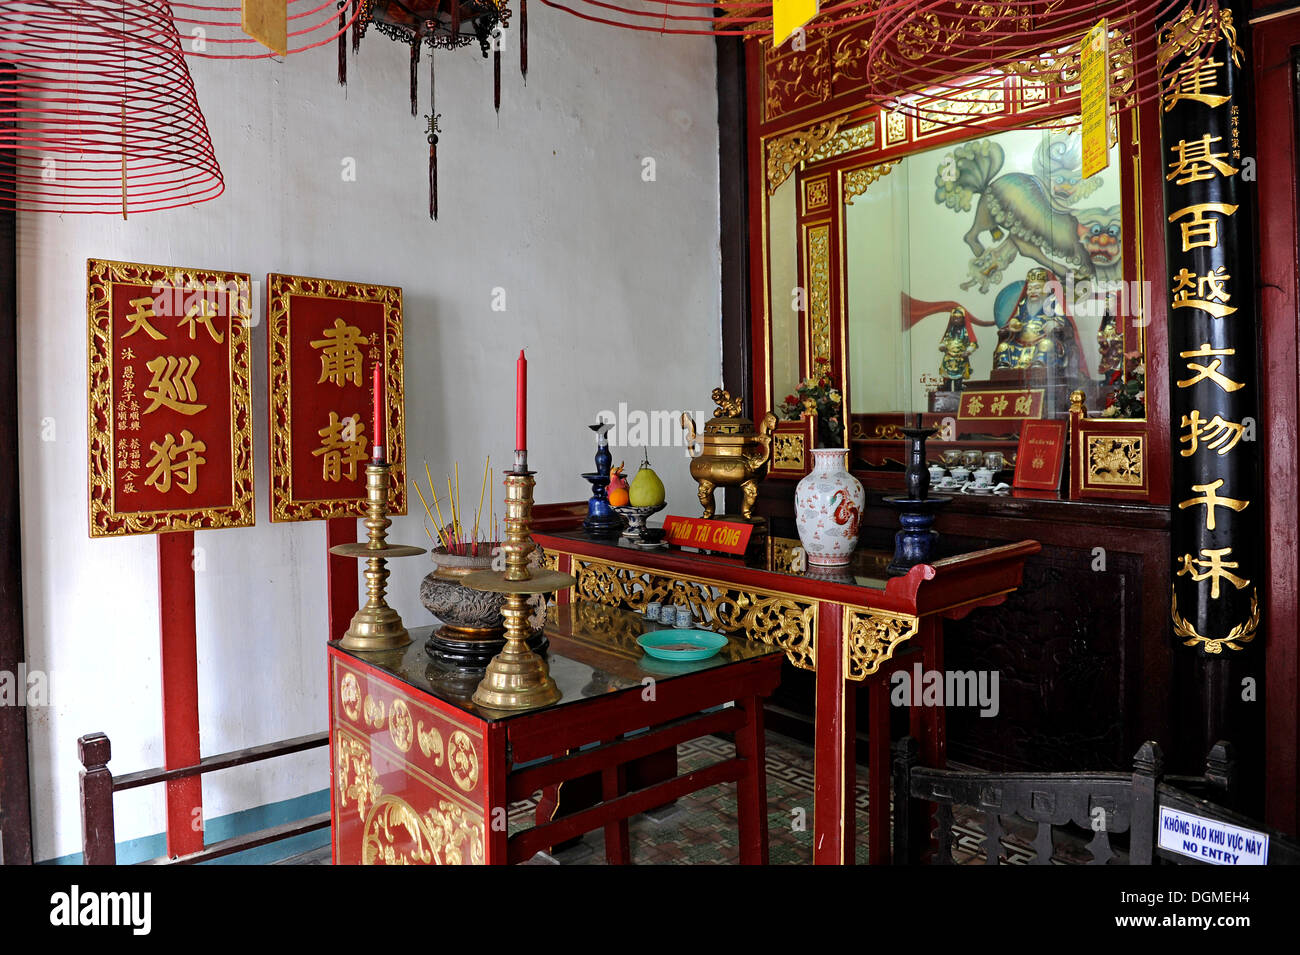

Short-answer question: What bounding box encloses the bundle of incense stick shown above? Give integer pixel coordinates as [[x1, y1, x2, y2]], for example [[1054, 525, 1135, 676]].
[[413, 457, 498, 556]]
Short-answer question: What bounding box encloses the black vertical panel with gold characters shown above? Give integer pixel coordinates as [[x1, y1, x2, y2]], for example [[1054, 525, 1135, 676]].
[[1159, 1, 1261, 661]]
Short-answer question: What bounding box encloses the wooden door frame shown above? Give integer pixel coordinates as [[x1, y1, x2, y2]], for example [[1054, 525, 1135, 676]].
[[1255, 9, 1300, 834], [0, 152, 33, 862]]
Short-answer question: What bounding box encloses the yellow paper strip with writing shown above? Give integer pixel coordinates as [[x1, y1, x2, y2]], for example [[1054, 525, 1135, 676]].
[[1081, 18, 1110, 180]]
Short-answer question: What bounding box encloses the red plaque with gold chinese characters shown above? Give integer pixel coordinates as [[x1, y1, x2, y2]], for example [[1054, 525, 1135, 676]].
[[87, 258, 255, 537], [267, 273, 406, 522], [957, 388, 1044, 422]]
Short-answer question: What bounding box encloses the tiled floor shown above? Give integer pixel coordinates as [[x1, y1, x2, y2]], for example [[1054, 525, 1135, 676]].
[[289, 731, 1108, 865]]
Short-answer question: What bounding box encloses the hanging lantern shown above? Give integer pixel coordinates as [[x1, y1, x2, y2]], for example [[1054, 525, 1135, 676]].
[[0, 1, 224, 215], [349, 0, 518, 220]]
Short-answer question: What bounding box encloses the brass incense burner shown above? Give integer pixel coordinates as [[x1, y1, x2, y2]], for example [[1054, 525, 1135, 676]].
[[681, 388, 778, 520]]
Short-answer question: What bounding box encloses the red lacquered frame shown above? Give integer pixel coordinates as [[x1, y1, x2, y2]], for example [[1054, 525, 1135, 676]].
[[742, 29, 1171, 506]]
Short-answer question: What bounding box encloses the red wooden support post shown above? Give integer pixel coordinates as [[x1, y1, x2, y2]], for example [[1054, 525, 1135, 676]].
[[919, 618, 946, 768], [158, 531, 202, 857], [600, 744, 630, 864], [78, 733, 116, 865], [484, 723, 510, 865], [554, 553, 572, 606], [1255, 14, 1300, 834], [813, 601, 855, 865], [734, 694, 769, 865], [326, 517, 359, 641], [868, 676, 891, 865]]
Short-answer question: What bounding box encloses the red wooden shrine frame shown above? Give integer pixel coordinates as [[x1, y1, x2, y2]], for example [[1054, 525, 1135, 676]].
[[742, 30, 1172, 505]]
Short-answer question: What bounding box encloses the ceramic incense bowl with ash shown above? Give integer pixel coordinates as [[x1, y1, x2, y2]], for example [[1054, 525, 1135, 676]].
[[420, 545, 550, 669]]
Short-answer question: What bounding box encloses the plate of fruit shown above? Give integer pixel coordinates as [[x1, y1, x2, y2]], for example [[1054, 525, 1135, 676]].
[[636, 629, 728, 661], [610, 451, 667, 542]]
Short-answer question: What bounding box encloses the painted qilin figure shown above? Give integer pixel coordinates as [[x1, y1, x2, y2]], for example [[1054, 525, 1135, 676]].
[[935, 132, 1115, 294]]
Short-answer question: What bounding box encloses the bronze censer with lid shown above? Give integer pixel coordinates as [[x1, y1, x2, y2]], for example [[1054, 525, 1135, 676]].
[[681, 388, 778, 520]]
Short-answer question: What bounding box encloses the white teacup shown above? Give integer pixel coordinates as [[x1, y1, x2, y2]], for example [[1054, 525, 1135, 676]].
[[950, 466, 971, 484], [928, 465, 946, 483], [973, 467, 994, 488]]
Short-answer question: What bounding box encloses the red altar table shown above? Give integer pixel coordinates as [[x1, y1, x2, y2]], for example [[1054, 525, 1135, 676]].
[[534, 530, 1040, 865], [329, 601, 783, 864]]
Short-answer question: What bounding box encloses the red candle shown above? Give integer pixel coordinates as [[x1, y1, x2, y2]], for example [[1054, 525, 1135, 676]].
[[372, 363, 384, 461], [515, 349, 527, 451]]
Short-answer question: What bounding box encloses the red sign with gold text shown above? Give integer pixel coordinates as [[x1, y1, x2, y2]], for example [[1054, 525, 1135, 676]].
[[87, 259, 254, 537], [663, 515, 754, 556], [1013, 419, 1068, 490], [267, 274, 405, 522], [958, 388, 1044, 421]]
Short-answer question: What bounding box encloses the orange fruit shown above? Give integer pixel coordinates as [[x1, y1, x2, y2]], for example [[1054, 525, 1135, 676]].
[[608, 486, 630, 507]]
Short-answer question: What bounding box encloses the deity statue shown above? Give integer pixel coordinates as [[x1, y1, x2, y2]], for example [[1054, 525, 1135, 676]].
[[937, 306, 978, 391], [1096, 306, 1123, 381], [992, 267, 1070, 372]]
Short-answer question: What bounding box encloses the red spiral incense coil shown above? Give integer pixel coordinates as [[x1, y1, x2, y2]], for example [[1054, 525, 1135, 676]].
[[0, 1, 224, 214]]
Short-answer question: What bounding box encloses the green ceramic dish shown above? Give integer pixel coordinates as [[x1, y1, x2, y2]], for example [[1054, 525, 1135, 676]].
[[636, 630, 728, 661]]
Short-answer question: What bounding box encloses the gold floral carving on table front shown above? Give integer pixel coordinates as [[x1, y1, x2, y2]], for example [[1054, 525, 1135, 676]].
[[388, 699, 413, 753], [562, 599, 653, 660], [363, 694, 386, 728], [417, 722, 445, 764], [843, 161, 900, 206], [807, 224, 832, 370], [336, 734, 382, 824], [1087, 435, 1143, 486], [773, 432, 806, 470], [571, 558, 817, 671], [266, 272, 406, 523], [362, 794, 484, 865], [448, 730, 480, 791], [339, 672, 361, 721], [1172, 587, 1259, 655], [844, 609, 920, 681]]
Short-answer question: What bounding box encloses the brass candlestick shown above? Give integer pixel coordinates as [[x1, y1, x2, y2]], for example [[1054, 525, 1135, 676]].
[[464, 468, 575, 710], [330, 461, 426, 651]]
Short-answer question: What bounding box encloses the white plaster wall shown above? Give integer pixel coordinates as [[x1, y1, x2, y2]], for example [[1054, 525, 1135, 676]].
[[18, 11, 721, 861]]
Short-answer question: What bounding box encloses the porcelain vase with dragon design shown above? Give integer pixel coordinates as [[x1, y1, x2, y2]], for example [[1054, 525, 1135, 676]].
[[795, 449, 864, 567]]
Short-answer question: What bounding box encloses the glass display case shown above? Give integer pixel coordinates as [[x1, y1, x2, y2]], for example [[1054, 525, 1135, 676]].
[[752, 32, 1162, 502]]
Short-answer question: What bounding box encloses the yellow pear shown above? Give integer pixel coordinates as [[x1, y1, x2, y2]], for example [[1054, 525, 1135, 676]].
[[629, 463, 666, 507]]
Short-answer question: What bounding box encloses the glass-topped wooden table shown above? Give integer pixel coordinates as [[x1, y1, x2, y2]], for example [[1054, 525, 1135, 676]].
[[328, 601, 783, 864], [534, 529, 1040, 864]]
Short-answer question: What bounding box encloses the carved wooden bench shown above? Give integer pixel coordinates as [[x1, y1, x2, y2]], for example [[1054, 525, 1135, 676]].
[[78, 730, 329, 864], [893, 736, 1300, 865]]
